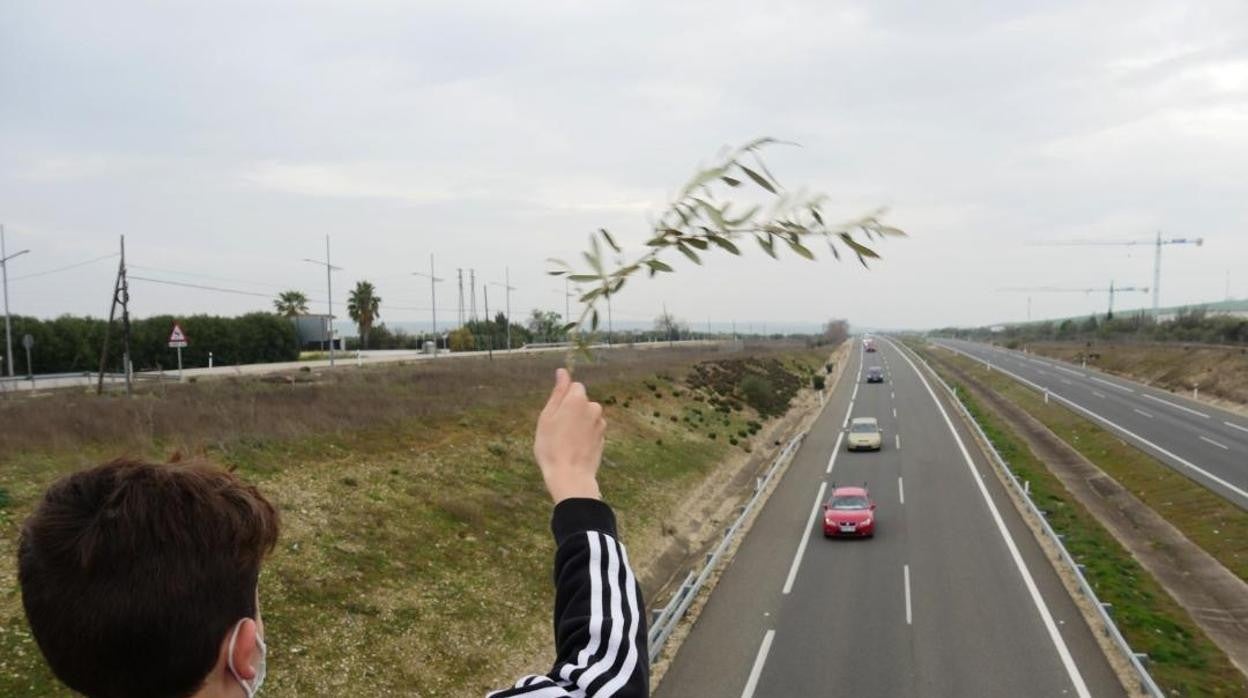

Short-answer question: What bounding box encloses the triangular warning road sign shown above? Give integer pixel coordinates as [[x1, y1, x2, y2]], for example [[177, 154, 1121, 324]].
[[168, 323, 189, 347]]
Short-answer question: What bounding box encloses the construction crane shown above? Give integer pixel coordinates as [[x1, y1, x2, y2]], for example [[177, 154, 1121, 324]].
[[998, 281, 1150, 320], [1031, 231, 1202, 314]]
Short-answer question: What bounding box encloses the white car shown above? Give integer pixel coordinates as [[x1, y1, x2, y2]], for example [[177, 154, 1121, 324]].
[[847, 417, 883, 451]]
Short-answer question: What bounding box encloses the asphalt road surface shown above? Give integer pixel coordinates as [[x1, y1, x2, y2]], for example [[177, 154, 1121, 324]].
[[655, 338, 1125, 698], [936, 338, 1248, 510]]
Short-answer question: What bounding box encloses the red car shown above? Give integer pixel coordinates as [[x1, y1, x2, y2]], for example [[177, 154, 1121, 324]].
[[823, 486, 876, 538]]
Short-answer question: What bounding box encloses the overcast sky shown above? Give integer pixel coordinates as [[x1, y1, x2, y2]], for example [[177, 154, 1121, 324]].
[[2, 0, 1246, 332]]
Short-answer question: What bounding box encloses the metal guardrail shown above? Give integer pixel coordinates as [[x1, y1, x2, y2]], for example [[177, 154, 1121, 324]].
[[903, 342, 1164, 697], [647, 433, 805, 665]]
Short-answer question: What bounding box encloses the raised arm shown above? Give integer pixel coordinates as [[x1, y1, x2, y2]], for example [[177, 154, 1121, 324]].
[[489, 369, 649, 698]]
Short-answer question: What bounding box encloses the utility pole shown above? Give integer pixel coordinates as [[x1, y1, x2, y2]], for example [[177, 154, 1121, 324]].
[[606, 291, 613, 346], [565, 277, 571, 322], [484, 286, 492, 359], [96, 235, 132, 395], [413, 254, 444, 356], [457, 268, 465, 327], [469, 269, 477, 321], [302, 235, 341, 367], [1, 224, 31, 377]]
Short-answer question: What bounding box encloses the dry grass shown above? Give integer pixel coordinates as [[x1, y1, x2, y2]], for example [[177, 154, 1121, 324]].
[[0, 343, 800, 458], [1025, 340, 1248, 406]]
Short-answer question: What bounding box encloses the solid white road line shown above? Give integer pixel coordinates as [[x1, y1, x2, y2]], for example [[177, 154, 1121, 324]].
[[1092, 391, 1107, 398], [843, 401, 855, 428], [1225, 421, 1248, 435], [783, 482, 827, 595], [895, 433, 901, 450], [890, 340, 1092, 698], [1142, 392, 1210, 419], [740, 629, 776, 698], [827, 433, 844, 474], [903, 564, 912, 625], [1133, 408, 1154, 419], [898, 476, 905, 504], [1088, 375, 1133, 393], [852, 383, 859, 400], [938, 343, 1248, 508], [1200, 436, 1230, 450]]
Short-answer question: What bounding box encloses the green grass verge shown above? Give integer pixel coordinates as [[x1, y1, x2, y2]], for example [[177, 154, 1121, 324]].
[[919, 347, 1248, 696]]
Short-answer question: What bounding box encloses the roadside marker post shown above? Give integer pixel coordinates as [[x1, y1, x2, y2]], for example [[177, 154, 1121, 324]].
[[167, 322, 189, 381], [22, 333, 34, 381]]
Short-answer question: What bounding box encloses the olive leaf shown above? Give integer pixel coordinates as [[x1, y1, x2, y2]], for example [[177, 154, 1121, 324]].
[[551, 138, 907, 369]]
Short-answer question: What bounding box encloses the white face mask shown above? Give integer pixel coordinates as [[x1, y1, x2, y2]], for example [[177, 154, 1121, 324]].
[[227, 618, 267, 697]]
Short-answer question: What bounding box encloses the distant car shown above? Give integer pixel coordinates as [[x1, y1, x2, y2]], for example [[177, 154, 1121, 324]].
[[846, 417, 883, 451], [866, 366, 884, 383], [864, 339, 877, 353], [823, 486, 876, 538]]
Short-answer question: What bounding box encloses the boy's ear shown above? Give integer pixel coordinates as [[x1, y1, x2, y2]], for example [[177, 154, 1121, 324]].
[[225, 618, 261, 680]]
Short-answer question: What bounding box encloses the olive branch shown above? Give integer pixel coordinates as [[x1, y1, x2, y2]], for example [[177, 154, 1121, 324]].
[[548, 138, 907, 363]]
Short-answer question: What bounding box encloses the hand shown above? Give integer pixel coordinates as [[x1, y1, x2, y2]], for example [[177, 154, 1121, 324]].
[[534, 368, 605, 503]]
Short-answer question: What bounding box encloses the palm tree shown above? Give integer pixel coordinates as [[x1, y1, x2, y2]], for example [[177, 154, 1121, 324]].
[[347, 281, 382, 349], [273, 290, 310, 317]]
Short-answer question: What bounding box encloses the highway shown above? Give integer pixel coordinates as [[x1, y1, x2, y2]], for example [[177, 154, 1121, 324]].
[[935, 339, 1248, 509], [656, 338, 1124, 698]]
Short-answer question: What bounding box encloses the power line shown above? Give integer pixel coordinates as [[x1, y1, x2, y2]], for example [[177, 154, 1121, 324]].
[[130, 263, 292, 290], [10, 252, 118, 282], [130, 275, 288, 300]]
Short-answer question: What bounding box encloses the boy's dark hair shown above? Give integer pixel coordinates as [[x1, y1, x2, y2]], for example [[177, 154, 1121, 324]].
[[18, 458, 280, 698]]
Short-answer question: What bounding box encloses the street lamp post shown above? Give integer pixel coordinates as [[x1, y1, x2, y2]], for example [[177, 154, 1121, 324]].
[[1, 225, 32, 377], [302, 235, 342, 367], [412, 254, 444, 356]]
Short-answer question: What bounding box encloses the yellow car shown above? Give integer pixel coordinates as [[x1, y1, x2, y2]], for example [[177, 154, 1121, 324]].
[[847, 417, 883, 451]]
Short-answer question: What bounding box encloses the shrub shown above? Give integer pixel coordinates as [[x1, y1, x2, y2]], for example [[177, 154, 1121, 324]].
[[708, 432, 717, 439], [448, 328, 476, 352], [487, 442, 507, 457], [812, 375, 826, 390], [653, 410, 661, 418], [729, 437, 739, 445]]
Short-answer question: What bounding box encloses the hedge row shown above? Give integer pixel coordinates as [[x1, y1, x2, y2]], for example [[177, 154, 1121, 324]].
[[0, 313, 299, 375]]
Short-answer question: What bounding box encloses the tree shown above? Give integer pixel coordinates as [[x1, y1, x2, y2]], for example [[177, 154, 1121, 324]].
[[527, 309, 565, 343], [273, 290, 310, 317], [347, 281, 382, 349], [821, 319, 850, 346], [654, 311, 687, 342]]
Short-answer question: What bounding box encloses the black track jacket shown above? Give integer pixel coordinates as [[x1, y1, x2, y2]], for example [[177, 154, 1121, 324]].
[[488, 498, 649, 697]]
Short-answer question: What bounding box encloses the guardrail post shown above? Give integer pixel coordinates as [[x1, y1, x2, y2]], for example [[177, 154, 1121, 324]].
[[1024, 480, 1030, 495], [1043, 390, 1049, 404]]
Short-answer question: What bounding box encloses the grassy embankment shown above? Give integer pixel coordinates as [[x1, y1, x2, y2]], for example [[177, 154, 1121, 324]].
[[0, 343, 827, 697], [1023, 340, 1248, 406], [916, 344, 1247, 696]]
